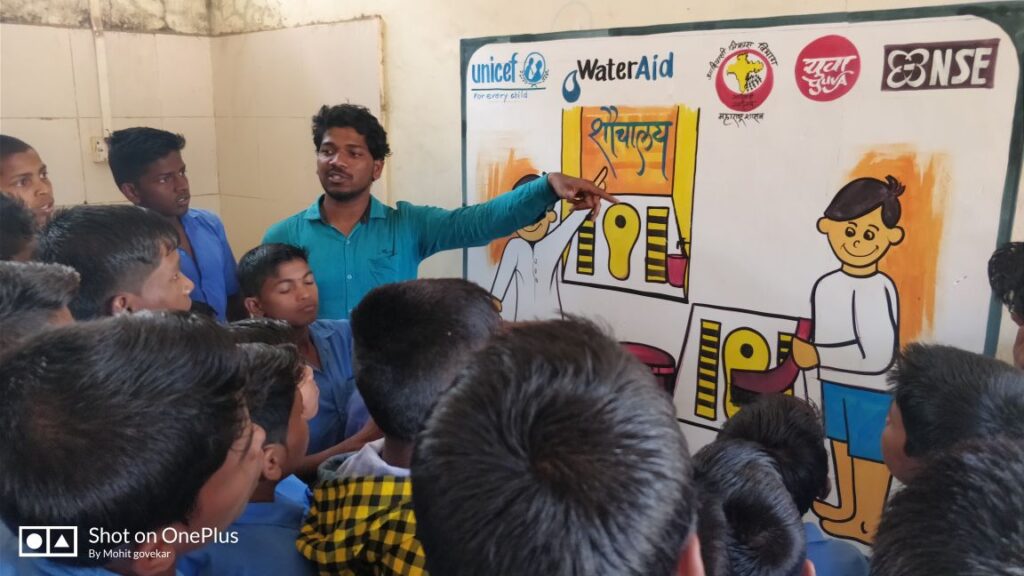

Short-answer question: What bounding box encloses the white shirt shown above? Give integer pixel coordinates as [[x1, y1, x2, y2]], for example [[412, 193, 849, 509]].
[[333, 439, 410, 478]]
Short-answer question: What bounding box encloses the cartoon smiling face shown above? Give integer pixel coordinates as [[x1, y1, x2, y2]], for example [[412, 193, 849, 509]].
[[516, 210, 558, 243], [818, 206, 905, 271]]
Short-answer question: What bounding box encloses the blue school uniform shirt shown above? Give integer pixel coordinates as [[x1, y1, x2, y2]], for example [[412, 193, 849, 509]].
[[263, 175, 556, 319], [178, 499, 315, 576], [307, 319, 357, 454], [805, 523, 869, 576], [178, 209, 240, 321]]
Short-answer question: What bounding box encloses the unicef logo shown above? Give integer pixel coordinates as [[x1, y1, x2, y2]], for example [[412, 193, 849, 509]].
[[521, 52, 549, 87]]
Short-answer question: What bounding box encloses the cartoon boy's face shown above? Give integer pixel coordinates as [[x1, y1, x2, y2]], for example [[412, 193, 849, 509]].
[[817, 206, 904, 270], [516, 210, 557, 243]]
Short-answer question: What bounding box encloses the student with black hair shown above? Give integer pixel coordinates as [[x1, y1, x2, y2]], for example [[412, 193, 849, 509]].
[[791, 175, 906, 543], [411, 318, 704, 576], [694, 440, 814, 576], [0, 134, 54, 227], [298, 278, 502, 576], [0, 261, 78, 348], [237, 243, 378, 475], [988, 241, 1024, 368], [0, 312, 265, 576], [880, 343, 1024, 483], [35, 204, 193, 319], [871, 437, 1024, 575], [107, 127, 241, 321], [263, 103, 615, 320], [718, 395, 867, 576], [0, 194, 37, 261], [180, 343, 316, 576]]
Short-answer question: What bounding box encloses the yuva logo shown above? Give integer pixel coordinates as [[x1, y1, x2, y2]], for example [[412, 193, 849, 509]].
[[562, 52, 674, 103], [470, 51, 548, 101], [796, 35, 860, 101]]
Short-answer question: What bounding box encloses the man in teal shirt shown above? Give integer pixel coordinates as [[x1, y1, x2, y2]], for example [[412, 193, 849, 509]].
[[263, 104, 614, 319]]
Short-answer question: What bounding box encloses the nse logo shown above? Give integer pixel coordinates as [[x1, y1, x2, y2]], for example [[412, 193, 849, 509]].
[[470, 51, 549, 101], [562, 52, 675, 103], [882, 39, 999, 91]]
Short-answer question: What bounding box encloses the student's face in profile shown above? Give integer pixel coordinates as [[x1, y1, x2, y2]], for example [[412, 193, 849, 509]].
[[316, 127, 384, 202], [184, 411, 266, 550], [881, 401, 918, 483], [817, 207, 904, 270], [121, 247, 194, 314], [122, 151, 190, 218], [283, 389, 311, 472], [248, 259, 319, 328], [1, 148, 54, 226]]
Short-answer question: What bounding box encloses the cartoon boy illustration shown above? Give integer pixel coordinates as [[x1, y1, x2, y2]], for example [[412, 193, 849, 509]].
[[490, 172, 599, 320], [791, 175, 905, 544]]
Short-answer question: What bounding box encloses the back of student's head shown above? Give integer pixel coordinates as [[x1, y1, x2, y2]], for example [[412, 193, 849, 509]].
[[824, 175, 904, 227], [239, 342, 304, 447], [237, 243, 309, 299], [0, 261, 78, 348], [890, 343, 1024, 458], [311, 104, 391, 160], [350, 278, 500, 442], [871, 436, 1024, 575], [36, 204, 178, 319], [106, 127, 186, 187], [695, 440, 808, 576], [0, 193, 37, 260], [229, 317, 297, 346], [717, 394, 829, 515], [0, 311, 249, 565], [989, 241, 1024, 320], [412, 318, 697, 576]]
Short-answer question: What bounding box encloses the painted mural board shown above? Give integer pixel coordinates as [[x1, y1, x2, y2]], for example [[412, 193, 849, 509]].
[[463, 3, 1023, 547]]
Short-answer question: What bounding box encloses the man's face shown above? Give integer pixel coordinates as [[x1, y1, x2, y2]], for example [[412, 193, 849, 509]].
[[516, 211, 557, 243], [248, 259, 319, 328], [122, 151, 190, 218], [881, 401, 919, 483], [316, 127, 383, 202], [1012, 314, 1024, 370], [1, 148, 54, 226], [817, 207, 904, 270], [122, 247, 194, 314]]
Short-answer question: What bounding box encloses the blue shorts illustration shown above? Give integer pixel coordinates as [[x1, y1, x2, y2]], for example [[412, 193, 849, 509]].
[[822, 381, 892, 463]]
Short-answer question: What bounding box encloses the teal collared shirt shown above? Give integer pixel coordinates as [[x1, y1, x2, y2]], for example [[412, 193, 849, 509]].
[[262, 175, 557, 319]]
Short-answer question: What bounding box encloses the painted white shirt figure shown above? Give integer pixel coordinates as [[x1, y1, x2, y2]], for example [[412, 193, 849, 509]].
[[491, 209, 589, 321], [810, 269, 899, 390]]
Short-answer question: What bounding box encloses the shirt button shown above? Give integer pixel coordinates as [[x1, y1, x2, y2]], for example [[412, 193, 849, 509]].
[[347, 274, 353, 280]]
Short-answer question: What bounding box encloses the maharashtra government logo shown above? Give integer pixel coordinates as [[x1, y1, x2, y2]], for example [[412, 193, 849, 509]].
[[714, 43, 776, 112]]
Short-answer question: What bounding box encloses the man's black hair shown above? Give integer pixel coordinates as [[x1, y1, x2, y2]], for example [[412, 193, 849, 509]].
[[36, 205, 178, 319], [989, 241, 1024, 319], [871, 437, 1024, 575], [823, 175, 905, 227], [0, 312, 249, 566], [0, 194, 37, 259], [239, 342, 303, 445], [0, 261, 79, 348], [0, 134, 33, 161], [105, 127, 186, 187], [311, 104, 391, 160], [717, 394, 829, 515], [412, 318, 697, 576], [695, 439, 807, 576], [237, 243, 310, 299], [351, 278, 500, 442], [889, 343, 1024, 458], [229, 317, 298, 346]]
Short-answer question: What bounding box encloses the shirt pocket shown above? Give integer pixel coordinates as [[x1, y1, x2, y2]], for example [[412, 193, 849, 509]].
[[368, 252, 400, 285]]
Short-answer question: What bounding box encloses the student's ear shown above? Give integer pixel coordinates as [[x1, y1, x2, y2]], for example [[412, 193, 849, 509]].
[[262, 444, 285, 482], [887, 226, 905, 246], [244, 297, 264, 318], [127, 538, 176, 576], [372, 158, 385, 181], [109, 294, 132, 315], [119, 182, 142, 205], [802, 559, 816, 576], [676, 534, 705, 576], [816, 217, 833, 235]]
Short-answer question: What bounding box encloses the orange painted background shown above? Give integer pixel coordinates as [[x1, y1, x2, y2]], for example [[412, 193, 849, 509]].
[[479, 150, 540, 265], [581, 105, 677, 196], [847, 148, 950, 344]]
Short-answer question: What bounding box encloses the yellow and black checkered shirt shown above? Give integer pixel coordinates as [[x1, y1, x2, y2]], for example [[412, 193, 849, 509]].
[[297, 475, 428, 576]]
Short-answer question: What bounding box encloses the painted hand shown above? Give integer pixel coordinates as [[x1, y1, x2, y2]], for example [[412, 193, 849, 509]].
[[547, 172, 618, 221], [791, 337, 820, 369]]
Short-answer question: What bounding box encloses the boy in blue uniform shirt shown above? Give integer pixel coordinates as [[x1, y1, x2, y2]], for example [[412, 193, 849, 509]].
[[180, 343, 316, 576], [107, 127, 241, 321], [0, 312, 265, 576], [238, 243, 378, 479]]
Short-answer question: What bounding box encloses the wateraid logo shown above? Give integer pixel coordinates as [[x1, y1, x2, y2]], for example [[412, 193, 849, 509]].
[[562, 52, 675, 103], [470, 51, 549, 89]]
